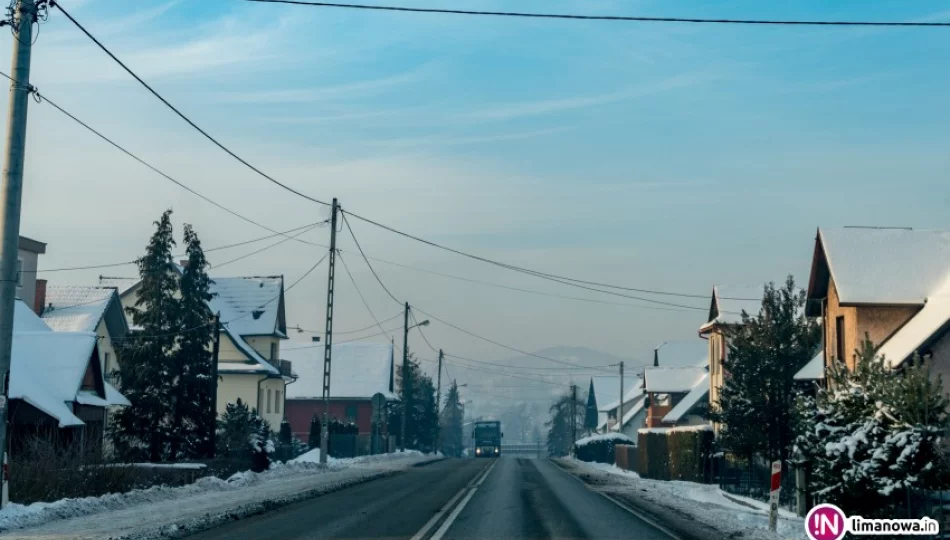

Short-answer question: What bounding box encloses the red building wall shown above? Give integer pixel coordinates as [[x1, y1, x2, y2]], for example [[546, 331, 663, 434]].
[[285, 399, 380, 440]]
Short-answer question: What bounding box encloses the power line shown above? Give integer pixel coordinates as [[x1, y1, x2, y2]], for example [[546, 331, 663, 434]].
[[409, 310, 439, 355], [51, 1, 332, 208], [342, 209, 746, 308], [283, 324, 403, 349], [341, 211, 401, 306], [337, 252, 395, 341], [212, 223, 320, 269], [441, 355, 568, 388], [0, 69, 327, 249], [290, 312, 402, 335], [243, 0, 950, 27]]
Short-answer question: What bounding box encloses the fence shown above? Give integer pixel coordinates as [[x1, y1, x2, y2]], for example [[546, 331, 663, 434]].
[[713, 453, 796, 510], [327, 434, 391, 458]]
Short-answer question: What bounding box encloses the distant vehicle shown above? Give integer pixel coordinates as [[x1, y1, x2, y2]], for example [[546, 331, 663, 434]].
[[473, 421, 502, 458]]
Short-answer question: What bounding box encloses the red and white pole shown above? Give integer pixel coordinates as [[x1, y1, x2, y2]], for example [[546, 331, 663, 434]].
[[769, 460, 782, 531]]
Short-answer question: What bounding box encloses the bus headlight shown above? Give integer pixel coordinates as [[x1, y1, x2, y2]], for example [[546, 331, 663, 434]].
[[494, 448, 499, 454], [476, 448, 482, 455]]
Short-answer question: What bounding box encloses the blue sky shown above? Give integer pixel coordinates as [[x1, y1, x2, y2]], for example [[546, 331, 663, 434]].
[[8, 0, 950, 375]]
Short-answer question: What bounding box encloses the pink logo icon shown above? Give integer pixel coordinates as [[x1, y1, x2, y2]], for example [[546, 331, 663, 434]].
[[805, 504, 847, 540]]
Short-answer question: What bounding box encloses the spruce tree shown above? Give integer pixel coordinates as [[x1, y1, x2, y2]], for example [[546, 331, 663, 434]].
[[546, 390, 584, 456], [111, 210, 180, 462], [388, 352, 438, 451], [710, 276, 820, 462], [170, 224, 215, 460], [439, 381, 465, 457], [796, 337, 950, 517], [584, 378, 599, 434]]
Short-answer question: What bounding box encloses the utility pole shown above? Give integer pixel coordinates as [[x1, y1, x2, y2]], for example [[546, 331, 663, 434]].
[[570, 384, 577, 456], [0, 0, 38, 508], [320, 198, 338, 464], [400, 302, 409, 451], [618, 361, 624, 434], [435, 349, 443, 453], [207, 312, 221, 458]]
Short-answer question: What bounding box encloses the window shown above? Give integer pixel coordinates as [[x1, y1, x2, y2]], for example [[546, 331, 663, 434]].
[[270, 342, 278, 361], [15, 259, 21, 287], [345, 405, 357, 423], [836, 316, 846, 363], [266, 389, 272, 414], [104, 352, 111, 372], [275, 391, 281, 414]]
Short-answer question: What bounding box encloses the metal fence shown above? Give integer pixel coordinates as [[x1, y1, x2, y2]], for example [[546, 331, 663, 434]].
[[711, 453, 796, 510]]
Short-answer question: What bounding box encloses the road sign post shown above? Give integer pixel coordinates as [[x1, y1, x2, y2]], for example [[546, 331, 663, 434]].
[[769, 460, 782, 531]]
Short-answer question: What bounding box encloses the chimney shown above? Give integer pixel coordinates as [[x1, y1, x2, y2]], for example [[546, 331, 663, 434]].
[[34, 279, 47, 315]]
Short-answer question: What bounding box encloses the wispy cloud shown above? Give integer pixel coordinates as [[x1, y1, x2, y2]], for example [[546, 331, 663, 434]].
[[460, 71, 720, 121], [366, 127, 573, 148]]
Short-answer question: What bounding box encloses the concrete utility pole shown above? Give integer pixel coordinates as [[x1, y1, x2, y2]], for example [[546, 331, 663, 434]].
[[435, 349, 443, 452], [400, 302, 409, 451], [0, 0, 38, 508], [618, 361, 624, 434], [570, 384, 577, 456], [320, 198, 339, 464]]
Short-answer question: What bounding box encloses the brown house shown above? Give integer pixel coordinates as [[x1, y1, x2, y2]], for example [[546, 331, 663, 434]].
[[806, 227, 950, 381]]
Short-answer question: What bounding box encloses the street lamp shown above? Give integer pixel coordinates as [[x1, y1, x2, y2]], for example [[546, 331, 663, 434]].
[[401, 302, 431, 451], [409, 319, 430, 330]]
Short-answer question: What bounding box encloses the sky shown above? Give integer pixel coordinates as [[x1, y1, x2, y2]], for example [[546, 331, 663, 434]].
[[7, 0, 950, 391]]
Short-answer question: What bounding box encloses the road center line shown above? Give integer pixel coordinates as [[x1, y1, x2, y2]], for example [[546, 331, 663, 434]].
[[409, 461, 494, 540], [428, 460, 497, 540]]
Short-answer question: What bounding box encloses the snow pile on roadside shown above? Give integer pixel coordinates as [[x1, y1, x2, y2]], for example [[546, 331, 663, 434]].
[[0, 451, 434, 538], [567, 460, 806, 540], [575, 432, 633, 447]]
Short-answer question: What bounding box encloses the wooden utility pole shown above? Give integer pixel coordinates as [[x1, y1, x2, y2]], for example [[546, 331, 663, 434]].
[[320, 198, 338, 464], [0, 0, 40, 507]]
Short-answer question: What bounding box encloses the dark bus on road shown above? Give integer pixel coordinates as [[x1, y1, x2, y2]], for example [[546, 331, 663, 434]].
[[473, 421, 502, 458]]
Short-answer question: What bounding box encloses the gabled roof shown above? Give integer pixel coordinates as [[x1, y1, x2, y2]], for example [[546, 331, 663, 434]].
[[599, 382, 643, 413], [662, 374, 710, 423], [209, 276, 286, 338], [15, 300, 50, 332], [284, 342, 396, 400], [806, 227, 950, 316], [875, 278, 950, 368], [610, 394, 647, 432], [653, 341, 709, 368], [42, 286, 129, 338], [699, 286, 763, 332], [794, 347, 826, 380], [644, 366, 707, 394]]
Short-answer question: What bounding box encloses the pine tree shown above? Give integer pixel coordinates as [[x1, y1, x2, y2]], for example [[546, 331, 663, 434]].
[[169, 224, 215, 460], [546, 390, 584, 457], [439, 381, 465, 457], [111, 210, 180, 462], [795, 336, 950, 517], [217, 398, 274, 472], [710, 276, 820, 462], [584, 378, 599, 434], [388, 352, 439, 451]]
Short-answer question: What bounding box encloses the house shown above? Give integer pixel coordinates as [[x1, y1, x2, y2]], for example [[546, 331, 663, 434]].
[[642, 341, 709, 428], [805, 227, 950, 384], [589, 375, 626, 432], [599, 381, 648, 438], [16, 235, 46, 313], [282, 342, 397, 441], [698, 286, 762, 434], [9, 300, 128, 454], [41, 286, 129, 384], [102, 272, 295, 428]]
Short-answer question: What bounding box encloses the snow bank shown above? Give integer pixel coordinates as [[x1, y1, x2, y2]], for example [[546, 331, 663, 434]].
[[575, 432, 633, 447], [562, 459, 805, 540], [637, 424, 712, 435], [0, 451, 435, 539]]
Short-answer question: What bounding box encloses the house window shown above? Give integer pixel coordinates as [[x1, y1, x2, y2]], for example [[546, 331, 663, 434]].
[[266, 389, 272, 414], [345, 405, 357, 423], [275, 391, 281, 414], [836, 316, 846, 363], [270, 342, 277, 361], [15, 259, 21, 287]]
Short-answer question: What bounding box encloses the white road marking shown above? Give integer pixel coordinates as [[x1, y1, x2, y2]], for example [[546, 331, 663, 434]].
[[409, 460, 496, 540], [549, 459, 682, 540], [428, 488, 477, 540]]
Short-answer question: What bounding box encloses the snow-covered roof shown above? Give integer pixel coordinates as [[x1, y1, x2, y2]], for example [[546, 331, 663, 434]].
[[575, 432, 634, 447], [700, 285, 763, 332], [644, 366, 707, 394], [875, 279, 950, 368], [210, 276, 285, 338], [283, 342, 396, 400], [105, 381, 131, 406], [654, 341, 709, 369], [794, 348, 826, 380], [97, 277, 140, 296], [11, 331, 98, 427], [610, 395, 647, 432], [590, 376, 626, 410], [42, 286, 116, 333], [663, 374, 709, 423], [14, 300, 50, 332], [599, 383, 644, 413], [810, 227, 950, 307], [638, 424, 712, 435]]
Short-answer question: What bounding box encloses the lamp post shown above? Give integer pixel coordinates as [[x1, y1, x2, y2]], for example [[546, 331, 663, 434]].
[[399, 306, 430, 451]]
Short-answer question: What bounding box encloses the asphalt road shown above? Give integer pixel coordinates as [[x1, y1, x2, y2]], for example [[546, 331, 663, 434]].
[[187, 457, 674, 540]]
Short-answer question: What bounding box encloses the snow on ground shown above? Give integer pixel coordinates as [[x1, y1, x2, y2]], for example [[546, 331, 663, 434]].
[[575, 432, 634, 447], [0, 451, 435, 539], [562, 459, 806, 540]]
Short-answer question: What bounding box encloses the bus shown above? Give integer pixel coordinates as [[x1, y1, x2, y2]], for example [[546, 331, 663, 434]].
[[473, 421, 502, 458]]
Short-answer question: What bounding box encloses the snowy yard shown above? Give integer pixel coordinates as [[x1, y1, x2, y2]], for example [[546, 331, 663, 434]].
[[557, 458, 806, 540], [0, 450, 436, 539]]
